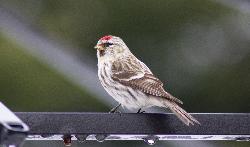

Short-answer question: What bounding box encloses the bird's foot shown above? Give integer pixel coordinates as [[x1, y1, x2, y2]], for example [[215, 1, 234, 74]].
[[137, 108, 145, 113], [109, 103, 121, 113]]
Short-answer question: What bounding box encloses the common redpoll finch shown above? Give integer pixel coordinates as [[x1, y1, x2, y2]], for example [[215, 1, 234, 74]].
[[95, 35, 200, 125]]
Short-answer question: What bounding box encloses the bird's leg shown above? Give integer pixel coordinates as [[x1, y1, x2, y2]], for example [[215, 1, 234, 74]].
[[109, 103, 121, 113], [137, 108, 145, 113]]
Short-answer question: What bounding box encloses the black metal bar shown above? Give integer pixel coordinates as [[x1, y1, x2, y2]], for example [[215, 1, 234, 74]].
[[15, 112, 250, 141]]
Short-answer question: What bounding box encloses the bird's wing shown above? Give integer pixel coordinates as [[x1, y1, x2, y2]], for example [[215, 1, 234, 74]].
[[111, 60, 183, 104]]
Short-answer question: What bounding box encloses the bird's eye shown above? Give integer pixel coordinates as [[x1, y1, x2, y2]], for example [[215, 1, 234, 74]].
[[103, 42, 113, 47]]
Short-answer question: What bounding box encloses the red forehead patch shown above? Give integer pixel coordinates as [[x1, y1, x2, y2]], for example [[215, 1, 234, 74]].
[[100, 35, 112, 41]]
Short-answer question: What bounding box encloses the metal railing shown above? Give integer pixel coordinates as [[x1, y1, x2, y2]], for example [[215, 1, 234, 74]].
[[16, 112, 250, 141], [1, 102, 250, 146]]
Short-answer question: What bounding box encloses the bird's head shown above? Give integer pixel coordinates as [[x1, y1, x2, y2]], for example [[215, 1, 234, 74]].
[[95, 35, 130, 59]]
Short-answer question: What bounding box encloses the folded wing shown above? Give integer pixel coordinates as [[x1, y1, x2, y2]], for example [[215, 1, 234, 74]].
[[111, 60, 183, 104]]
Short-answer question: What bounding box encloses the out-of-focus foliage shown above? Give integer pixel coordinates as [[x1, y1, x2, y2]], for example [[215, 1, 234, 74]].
[[0, 34, 107, 111], [2, 0, 234, 55], [1, 0, 250, 147], [2, 0, 249, 112]]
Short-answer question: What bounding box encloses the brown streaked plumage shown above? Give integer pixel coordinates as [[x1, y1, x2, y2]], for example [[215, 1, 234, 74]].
[[95, 35, 200, 125], [111, 58, 183, 104]]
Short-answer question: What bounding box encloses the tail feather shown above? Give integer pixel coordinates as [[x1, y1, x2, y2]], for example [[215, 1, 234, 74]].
[[164, 101, 200, 126], [164, 91, 183, 105]]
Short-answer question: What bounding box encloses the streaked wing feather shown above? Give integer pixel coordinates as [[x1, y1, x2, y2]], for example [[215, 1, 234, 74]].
[[112, 72, 183, 104]]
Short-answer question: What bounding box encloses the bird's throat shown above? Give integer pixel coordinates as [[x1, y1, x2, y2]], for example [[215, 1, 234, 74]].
[[99, 50, 105, 57]]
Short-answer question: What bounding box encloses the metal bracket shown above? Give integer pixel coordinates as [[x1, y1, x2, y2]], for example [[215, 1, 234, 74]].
[[0, 102, 29, 147]]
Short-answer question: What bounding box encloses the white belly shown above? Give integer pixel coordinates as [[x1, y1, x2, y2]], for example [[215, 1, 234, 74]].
[[98, 62, 152, 111], [105, 86, 151, 110]]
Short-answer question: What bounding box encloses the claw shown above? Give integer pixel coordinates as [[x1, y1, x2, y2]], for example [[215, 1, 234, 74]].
[[137, 108, 145, 113], [109, 103, 121, 113]]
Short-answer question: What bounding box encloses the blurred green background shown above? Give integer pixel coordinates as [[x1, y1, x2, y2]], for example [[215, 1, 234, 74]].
[[0, 0, 250, 147]]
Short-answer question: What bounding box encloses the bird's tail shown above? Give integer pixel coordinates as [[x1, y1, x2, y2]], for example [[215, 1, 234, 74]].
[[164, 101, 200, 126]]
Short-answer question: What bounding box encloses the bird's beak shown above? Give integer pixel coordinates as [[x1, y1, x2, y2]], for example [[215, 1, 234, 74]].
[[94, 44, 105, 51]]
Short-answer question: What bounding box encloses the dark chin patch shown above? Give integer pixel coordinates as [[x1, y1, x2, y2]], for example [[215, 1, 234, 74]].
[[99, 50, 105, 57]]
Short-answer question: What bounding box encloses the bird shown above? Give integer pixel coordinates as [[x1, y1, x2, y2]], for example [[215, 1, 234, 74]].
[[95, 35, 200, 125]]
